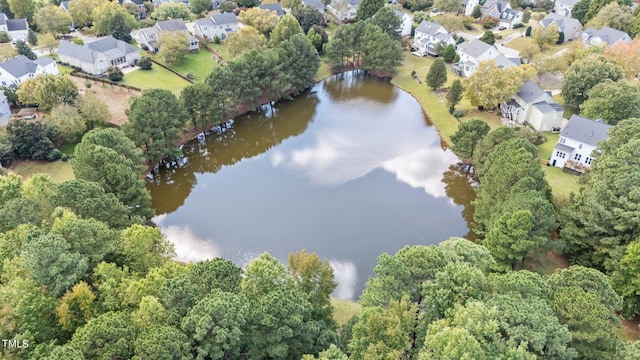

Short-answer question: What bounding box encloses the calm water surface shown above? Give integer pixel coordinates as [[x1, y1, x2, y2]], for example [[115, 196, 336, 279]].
[[147, 71, 476, 299]]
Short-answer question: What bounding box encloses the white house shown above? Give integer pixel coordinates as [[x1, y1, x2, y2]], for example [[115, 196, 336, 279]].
[[537, 13, 582, 41], [500, 80, 564, 131], [554, 0, 580, 17], [0, 55, 59, 87], [0, 13, 28, 43], [0, 90, 11, 126], [195, 13, 239, 41], [581, 26, 632, 47], [133, 19, 198, 52], [327, 0, 360, 22], [482, 0, 510, 19], [58, 36, 140, 75], [458, 0, 479, 16], [412, 20, 455, 56], [394, 10, 412, 37], [549, 114, 612, 173], [455, 39, 519, 77], [498, 8, 523, 29]]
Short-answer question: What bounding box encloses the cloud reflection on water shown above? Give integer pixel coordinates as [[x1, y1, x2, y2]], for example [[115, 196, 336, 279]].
[[329, 259, 359, 301], [154, 214, 220, 263]]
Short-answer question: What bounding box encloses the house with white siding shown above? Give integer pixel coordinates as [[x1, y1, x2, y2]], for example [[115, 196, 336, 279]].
[[394, 10, 412, 37], [0, 55, 59, 87], [195, 13, 239, 41], [412, 20, 455, 56], [58, 36, 140, 75], [0, 13, 28, 43], [549, 115, 612, 173], [133, 19, 198, 52], [458, 0, 479, 16], [327, 0, 360, 22], [454, 39, 519, 77]]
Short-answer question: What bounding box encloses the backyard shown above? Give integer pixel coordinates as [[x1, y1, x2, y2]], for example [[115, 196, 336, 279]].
[[152, 50, 221, 82], [122, 66, 191, 94], [537, 132, 582, 199]]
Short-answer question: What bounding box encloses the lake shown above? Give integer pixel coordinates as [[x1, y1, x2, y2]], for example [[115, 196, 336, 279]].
[[147, 71, 476, 300]]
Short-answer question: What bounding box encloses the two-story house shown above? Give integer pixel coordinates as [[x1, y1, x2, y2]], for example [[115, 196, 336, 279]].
[[327, 0, 360, 22], [58, 36, 141, 75], [119, 0, 147, 20], [394, 10, 412, 37], [482, 0, 510, 19], [195, 13, 239, 41], [458, 0, 480, 16], [498, 8, 523, 29], [554, 0, 580, 17], [455, 39, 519, 77], [412, 20, 455, 56], [0, 55, 59, 87], [537, 13, 582, 41], [581, 26, 632, 47], [549, 114, 612, 173], [133, 19, 198, 52], [0, 13, 28, 43], [500, 80, 564, 131]]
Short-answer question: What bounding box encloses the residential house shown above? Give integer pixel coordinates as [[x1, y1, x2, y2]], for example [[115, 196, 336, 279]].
[[302, 0, 326, 16], [58, 36, 141, 75], [0, 91, 11, 126], [455, 39, 519, 77], [482, 0, 510, 19], [153, 0, 190, 6], [258, 3, 285, 17], [0, 55, 59, 87], [458, 0, 479, 17], [0, 13, 28, 43], [327, 0, 361, 22], [60, 1, 72, 12], [119, 0, 147, 20], [195, 13, 239, 41], [549, 114, 611, 172], [554, 0, 580, 17], [498, 8, 523, 29], [537, 13, 582, 41], [412, 20, 455, 56], [133, 19, 198, 52], [581, 26, 632, 46], [394, 10, 412, 37], [500, 80, 564, 131]]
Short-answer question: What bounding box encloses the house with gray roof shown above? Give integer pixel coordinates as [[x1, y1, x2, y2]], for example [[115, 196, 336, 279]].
[[498, 8, 523, 29], [458, 0, 479, 16], [581, 26, 632, 47], [454, 39, 519, 77], [394, 10, 412, 37], [0, 13, 28, 43], [482, 0, 510, 19], [302, 0, 326, 15], [500, 80, 564, 131], [0, 55, 59, 87], [58, 36, 141, 75], [549, 114, 611, 172], [412, 20, 455, 56], [537, 13, 582, 40], [554, 0, 580, 17], [133, 19, 198, 52], [327, 0, 360, 22], [258, 3, 285, 17], [195, 12, 239, 41]]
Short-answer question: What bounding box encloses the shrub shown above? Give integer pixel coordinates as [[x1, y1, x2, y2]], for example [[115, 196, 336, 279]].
[[46, 148, 62, 161], [214, 35, 221, 44], [513, 23, 524, 29], [0, 32, 10, 43], [140, 43, 149, 51], [61, 154, 70, 162], [452, 109, 464, 118], [27, 30, 37, 45], [85, 81, 92, 89], [557, 31, 564, 44], [525, 26, 532, 36], [137, 56, 153, 70], [107, 66, 124, 82]]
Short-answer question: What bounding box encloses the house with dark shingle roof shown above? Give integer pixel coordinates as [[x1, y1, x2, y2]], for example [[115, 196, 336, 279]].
[[549, 114, 612, 172], [537, 13, 582, 41], [302, 0, 326, 15], [412, 21, 455, 56], [0, 55, 59, 87], [133, 19, 198, 52], [581, 26, 632, 47], [482, 0, 510, 19], [498, 8, 523, 29], [327, 0, 360, 22], [58, 36, 141, 75], [0, 13, 28, 43], [258, 3, 285, 17], [500, 80, 564, 131], [454, 39, 519, 77], [195, 13, 239, 41]]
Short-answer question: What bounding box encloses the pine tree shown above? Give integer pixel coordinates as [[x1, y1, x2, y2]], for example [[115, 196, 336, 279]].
[[426, 58, 447, 91]]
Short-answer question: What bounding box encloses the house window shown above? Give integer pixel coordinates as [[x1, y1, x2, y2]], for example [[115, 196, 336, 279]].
[[574, 154, 582, 161], [559, 137, 566, 144], [556, 151, 565, 158], [1, 81, 5, 86], [585, 157, 592, 165]]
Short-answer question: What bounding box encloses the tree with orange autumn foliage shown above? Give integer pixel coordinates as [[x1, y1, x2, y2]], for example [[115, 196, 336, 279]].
[[604, 38, 640, 79]]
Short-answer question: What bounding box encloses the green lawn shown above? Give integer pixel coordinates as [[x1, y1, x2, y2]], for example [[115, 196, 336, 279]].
[[122, 67, 191, 94], [11, 159, 75, 182], [505, 36, 532, 52], [331, 298, 362, 326], [208, 43, 231, 62], [154, 51, 220, 82]]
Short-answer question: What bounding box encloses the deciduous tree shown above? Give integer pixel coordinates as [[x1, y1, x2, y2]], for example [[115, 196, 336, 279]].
[[7, 0, 35, 23], [56, 281, 96, 334], [464, 60, 525, 110], [16, 74, 79, 112], [34, 5, 73, 35], [190, 0, 212, 14], [69, 0, 108, 27], [48, 103, 86, 143], [157, 31, 189, 64], [269, 14, 303, 47], [562, 54, 623, 110], [434, 0, 461, 12], [479, 30, 495, 45], [226, 26, 268, 57], [75, 92, 111, 128], [151, 2, 193, 21], [5, 118, 57, 160], [580, 80, 640, 125], [238, 7, 278, 34], [288, 249, 336, 327], [604, 38, 640, 78], [532, 22, 559, 48], [587, 2, 634, 33], [92, 2, 137, 41]]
